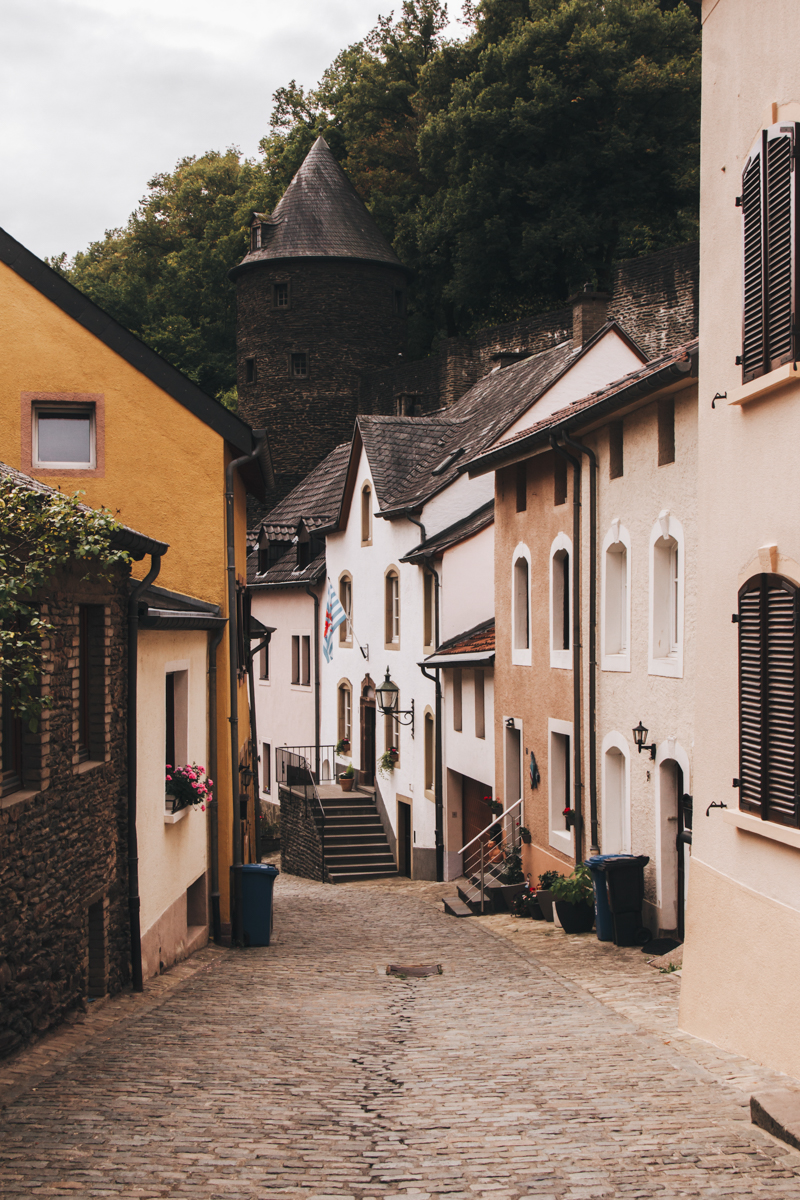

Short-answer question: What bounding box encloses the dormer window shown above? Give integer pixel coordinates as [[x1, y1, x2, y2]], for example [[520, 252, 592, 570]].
[[251, 224, 264, 252]]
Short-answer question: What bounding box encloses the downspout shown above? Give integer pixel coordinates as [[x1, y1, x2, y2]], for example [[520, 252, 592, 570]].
[[208, 624, 225, 943], [304, 586, 321, 781], [562, 429, 599, 855], [549, 434, 583, 867], [225, 432, 266, 944], [246, 638, 260, 863], [128, 553, 162, 992]]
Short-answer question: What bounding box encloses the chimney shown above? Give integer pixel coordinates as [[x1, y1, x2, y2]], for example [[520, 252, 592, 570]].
[[569, 286, 610, 347]]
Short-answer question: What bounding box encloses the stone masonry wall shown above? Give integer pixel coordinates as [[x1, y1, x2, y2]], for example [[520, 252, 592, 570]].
[[279, 785, 328, 883], [0, 564, 129, 1059]]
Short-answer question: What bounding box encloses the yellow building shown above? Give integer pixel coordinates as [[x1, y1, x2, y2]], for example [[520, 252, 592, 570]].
[[0, 226, 272, 967]]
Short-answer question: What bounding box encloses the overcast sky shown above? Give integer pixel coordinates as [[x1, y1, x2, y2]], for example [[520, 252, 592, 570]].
[[1, 0, 466, 262]]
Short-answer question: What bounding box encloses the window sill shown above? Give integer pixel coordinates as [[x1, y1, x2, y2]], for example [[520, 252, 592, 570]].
[[648, 656, 682, 679], [1, 787, 42, 811], [259, 678, 271, 686], [549, 828, 573, 855], [511, 650, 532, 667], [728, 362, 799, 406], [550, 651, 573, 671], [601, 654, 630, 673], [73, 758, 106, 776], [290, 684, 312, 692], [164, 806, 189, 825], [425, 789, 435, 802], [724, 808, 800, 851], [384, 643, 401, 652]]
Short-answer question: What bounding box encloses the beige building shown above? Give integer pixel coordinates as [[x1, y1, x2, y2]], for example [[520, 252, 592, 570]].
[[679, 0, 800, 1076]]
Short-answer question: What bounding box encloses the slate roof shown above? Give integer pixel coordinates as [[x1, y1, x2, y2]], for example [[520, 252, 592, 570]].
[[436, 618, 495, 657], [0, 461, 168, 560], [259, 442, 351, 539], [247, 544, 326, 590], [230, 137, 404, 276], [468, 339, 698, 476], [401, 501, 494, 564]]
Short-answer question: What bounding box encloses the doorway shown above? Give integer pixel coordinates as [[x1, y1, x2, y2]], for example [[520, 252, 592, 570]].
[[360, 676, 376, 786], [659, 758, 690, 939], [397, 799, 412, 876]]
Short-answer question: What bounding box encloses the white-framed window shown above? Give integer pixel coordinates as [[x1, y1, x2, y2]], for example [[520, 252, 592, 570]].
[[338, 681, 352, 744], [385, 568, 400, 648], [339, 574, 353, 645], [548, 717, 573, 855], [423, 571, 435, 651], [452, 669, 462, 732], [291, 634, 311, 687], [601, 732, 631, 854], [649, 511, 685, 678], [549, 533, 573, 670], [474, 669, 485, 740], [601, 521, 631, 673], [424, 708, 435, 798], [511, 542, 531, 666], [33, 404, 96, 469], [361, 484, 372, 545], [504, 717, 522, 807], [262, 742, 271, 794], [259, 639, 270, 682]]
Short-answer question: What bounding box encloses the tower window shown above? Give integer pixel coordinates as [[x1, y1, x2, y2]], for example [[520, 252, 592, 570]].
[[290, 353, 308, 378], [274, 282, 289, 308], [245, 357, 257, 384], [251, 225, 262, 251]]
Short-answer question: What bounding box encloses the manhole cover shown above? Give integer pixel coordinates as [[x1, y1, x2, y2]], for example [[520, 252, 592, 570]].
[[386, 963, 442, 978]]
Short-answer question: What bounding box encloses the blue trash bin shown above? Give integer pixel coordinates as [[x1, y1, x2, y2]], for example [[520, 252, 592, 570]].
[[239, 863, 279, 946], [585, 854, 649, 946], [585, 855, 616, 941]]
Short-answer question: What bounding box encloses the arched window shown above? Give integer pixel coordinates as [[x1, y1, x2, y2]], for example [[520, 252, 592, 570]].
[[385, 568, 400, 648], [424, 708, 435, 797], [337, 680, 352, 744], [339, 573, 353, 645], [361, 484, 372, 545], [550, 533, 573, 670], [649, 511, 684, 678], [602, 521, 631, 672], [601, 733, 631, 853], [511, 543, 531, 666]]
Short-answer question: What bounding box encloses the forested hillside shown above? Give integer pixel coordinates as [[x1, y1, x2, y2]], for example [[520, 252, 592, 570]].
[[51, 0, 701, 404]]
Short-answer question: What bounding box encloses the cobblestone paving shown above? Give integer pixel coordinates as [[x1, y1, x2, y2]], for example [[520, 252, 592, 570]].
[[1, 871, 800, 1199]]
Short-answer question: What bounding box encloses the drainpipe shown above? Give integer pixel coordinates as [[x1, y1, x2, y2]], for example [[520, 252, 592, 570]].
[[246, 637, 260, 863], [225, 432, 266, 944], [549, 434, 583, 867], [562, 429, 599, 855], [128, 553, 162, 992], [305, 585, 321, 781], [208, 624, 225, 943]]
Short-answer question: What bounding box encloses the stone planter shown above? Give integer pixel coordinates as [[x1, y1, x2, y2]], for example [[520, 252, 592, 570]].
[[497, 882, 527, 911], [536, 889, 555, 921], [555, 899, 594, 934]]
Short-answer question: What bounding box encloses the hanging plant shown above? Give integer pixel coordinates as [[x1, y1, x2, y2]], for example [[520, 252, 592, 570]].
[[378, 748, 398, 777], [336, 737, 351, 755]]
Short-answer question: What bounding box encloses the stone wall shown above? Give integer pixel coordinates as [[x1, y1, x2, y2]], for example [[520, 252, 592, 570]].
[[608, 243, 699, 360], [0, 564, 129, 1059], [279, 785, 329, 883]]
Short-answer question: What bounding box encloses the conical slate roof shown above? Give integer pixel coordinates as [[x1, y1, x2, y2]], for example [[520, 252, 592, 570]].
[[231, 136, 404, 274]]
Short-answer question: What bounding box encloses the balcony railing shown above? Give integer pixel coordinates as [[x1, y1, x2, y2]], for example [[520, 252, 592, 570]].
[[278, 744, 341, 785]]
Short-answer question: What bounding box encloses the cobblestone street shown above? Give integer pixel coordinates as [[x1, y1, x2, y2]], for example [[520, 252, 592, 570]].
[[1, 871, 800, 1199]]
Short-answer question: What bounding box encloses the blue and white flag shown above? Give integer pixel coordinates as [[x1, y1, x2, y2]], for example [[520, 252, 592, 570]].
[[323, 580, 347, 663]]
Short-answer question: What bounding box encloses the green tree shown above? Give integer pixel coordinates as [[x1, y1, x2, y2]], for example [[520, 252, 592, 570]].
[[0, 479, 129, 729]]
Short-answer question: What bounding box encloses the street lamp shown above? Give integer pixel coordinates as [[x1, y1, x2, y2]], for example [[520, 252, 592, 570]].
[[376, 667, 415, 736], [632, 721, 656, 760]]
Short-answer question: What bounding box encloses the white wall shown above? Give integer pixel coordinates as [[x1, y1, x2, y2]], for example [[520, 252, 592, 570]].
[[439, 523, 494, 642]]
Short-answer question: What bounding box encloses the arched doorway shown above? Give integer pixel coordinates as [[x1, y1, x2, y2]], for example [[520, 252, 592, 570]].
[[360, 676, 376, 787], [657, 748, 692, 939]]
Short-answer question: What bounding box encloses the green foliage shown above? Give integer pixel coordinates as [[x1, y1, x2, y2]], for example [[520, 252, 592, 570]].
[[343, 762, 355, 778], [0, 479, 129, 729], [537, 870, 563, 891], [377, 748, 399, 777], [498, 850, 525, 884], [512, 888, 542, 917], [550, 863, 594, 904]]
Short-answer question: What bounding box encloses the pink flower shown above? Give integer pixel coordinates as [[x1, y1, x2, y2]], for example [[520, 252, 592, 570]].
[[165, 775, 172, 782], [197, 766, 205, 774], [201, 805, 206, 812], [207, 779, 213, 787]]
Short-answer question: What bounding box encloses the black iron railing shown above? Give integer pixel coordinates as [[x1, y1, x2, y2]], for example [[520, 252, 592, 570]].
[[279, 744, 341, 784], [276, 748, 327, 876]]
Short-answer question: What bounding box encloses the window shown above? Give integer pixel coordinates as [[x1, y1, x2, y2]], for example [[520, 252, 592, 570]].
[[250, 224, 262, 251], [424, 710, 435, 796], [395, 394, 417, 416], [474, 670, 485, 740], [740, 122, 798, 382], [245, 357, 257, 384], [338, 682, 352, 744], [423, 572, 434, 650], [548, 719, 573, 854], [554, 453, 567, 506], [550, 535, 572, 669], [165, 669, 188, 771], [512, 548, 531, 665], [290, 353, 308, 378], [515, 462, 527, 512], [393, 289, 406, 316], [738, 574, 800, 828], [384, 703, 399, 767], [78, 605, 105, 762], [602, 734, 630, 853], [262, 742, 271, 794], [385, 569, 400, 647], [658, 397, 675, 466], [34, 405, 95, 469], [291, 636, 300, 684], [649, 512, 684, 677], [452, 669, 462, 732], [602, 523, 631, 671], [361, 485, 372, 545], [259, 639, 270, 681], [609, 421, 623, 480], [339, 575, 352, 644], [1, 687, 24, 797], [301, 636, 311, 686], [505, 721, 521, 804], [274, 282, 289, 308]]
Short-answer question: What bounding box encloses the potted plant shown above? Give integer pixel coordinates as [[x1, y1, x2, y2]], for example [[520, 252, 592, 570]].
[[339, 762, 355, 792], [377, 747, 398, 778], [512, 887, 543, 920], [535, 870, 563, 922], [550, 864, 595, 934], [497, 850, 527, 910], [335, 737, 351, 755]]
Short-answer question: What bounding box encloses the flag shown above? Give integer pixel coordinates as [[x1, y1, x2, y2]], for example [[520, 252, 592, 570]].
[[323, 580, 347, 663]]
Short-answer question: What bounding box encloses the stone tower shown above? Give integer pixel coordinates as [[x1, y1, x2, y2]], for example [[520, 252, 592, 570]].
[[230, 136, 409, 503]]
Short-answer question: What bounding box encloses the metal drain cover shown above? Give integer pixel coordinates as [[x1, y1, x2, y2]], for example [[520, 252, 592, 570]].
[[386, 963, 442, 978]]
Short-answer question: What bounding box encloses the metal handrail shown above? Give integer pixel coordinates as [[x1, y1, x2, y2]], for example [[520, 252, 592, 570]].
[[458, 797, 523, 855], [280, 743, 340, 784], [276, 748, 327, 877]]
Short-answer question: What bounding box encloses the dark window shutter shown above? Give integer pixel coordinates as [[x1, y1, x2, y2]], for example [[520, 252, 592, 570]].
[[766, 125, 796, 371], [742, 138, 765, 381], [739, 574, 800, 826]]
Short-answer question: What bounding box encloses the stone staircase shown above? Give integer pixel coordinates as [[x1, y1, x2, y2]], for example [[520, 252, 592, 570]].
[[320, 789, 398, 884], [443, 873, 507, 918]]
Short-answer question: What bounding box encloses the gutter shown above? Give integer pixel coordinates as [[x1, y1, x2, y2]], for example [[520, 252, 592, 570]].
[[550, 434, 584, 868], [127, 553, 163, 992], [208, 625, 226, 943]]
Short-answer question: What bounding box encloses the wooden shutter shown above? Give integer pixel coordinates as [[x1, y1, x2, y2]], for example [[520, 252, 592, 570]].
[[739, 574, 800, 826], [742, 136, 765, 382]]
